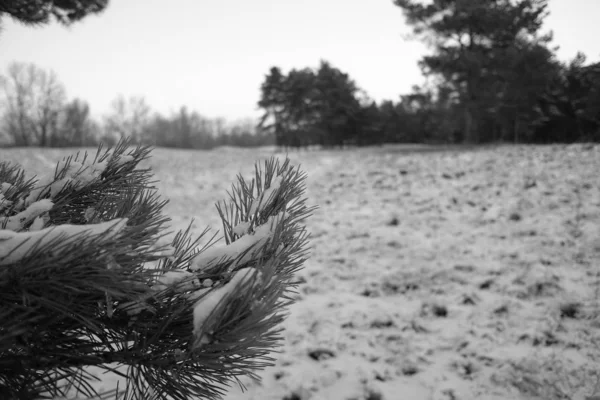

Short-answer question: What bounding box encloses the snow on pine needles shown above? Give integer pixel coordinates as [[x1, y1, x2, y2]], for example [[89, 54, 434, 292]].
[[1, 143, 600, 400], [0, 149, 135, 265]]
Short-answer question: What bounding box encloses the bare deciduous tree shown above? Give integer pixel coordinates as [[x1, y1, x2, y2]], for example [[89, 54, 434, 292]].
[[0, 62, 67, 146], [103, 95, 151, 143]]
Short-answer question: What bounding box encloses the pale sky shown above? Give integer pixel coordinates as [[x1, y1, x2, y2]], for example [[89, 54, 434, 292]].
[[0, 0, 598, 122]]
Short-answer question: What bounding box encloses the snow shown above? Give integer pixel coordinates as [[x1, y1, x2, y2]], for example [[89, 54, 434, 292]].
[[0, 218, 128, 265], [2, 198, 54, 231], [0, 193, 11, 211], [192, 267, 260, 347], [0, 182, 14, 194], [23, 151, 121, 206], [0, 182, 15, 211], [153, 269, 200, 292], [84, 207, 96, 222], [190, 212, 284, 272], [2, 143, 600, 399], [248, 174, 283, 216], [233, 220, 251, 237], [114, 154, 134, 167], [29, 215, 46, 231]]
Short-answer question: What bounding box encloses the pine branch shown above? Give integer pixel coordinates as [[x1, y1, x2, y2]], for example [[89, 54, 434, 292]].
[[0, 138, 315, 400]]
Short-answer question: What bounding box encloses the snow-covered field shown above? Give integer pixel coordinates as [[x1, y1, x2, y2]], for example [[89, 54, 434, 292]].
[[2, 143, 600, 400]]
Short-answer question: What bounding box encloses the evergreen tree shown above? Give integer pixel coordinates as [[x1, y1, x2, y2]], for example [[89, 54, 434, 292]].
[[0, 0, 109, 27], [257, 67, 289, 148], [395, 0, 553, 143], [313, 61, 363, 148], [257, 61, 366, 149], [0, 138, 314, 399], [532, 53, 600, 142]]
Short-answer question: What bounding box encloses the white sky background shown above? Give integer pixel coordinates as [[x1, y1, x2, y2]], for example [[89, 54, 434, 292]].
[[0, 0, 598, 122]]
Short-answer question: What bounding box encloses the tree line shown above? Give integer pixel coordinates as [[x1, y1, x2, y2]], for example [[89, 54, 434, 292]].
[[1, 0, 599, 149], [258, 0, 599, 149], [0, 62, 273, 148], [392, 0, 600, 145]]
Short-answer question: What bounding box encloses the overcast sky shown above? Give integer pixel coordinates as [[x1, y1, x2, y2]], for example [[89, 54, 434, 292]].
[[0, 0, 598, 121]]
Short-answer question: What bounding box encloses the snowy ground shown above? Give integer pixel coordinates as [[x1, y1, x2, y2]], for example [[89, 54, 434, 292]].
[[2, 143, 600, 400]]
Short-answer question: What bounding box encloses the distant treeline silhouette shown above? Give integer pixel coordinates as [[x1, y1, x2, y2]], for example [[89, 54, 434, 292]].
[[1, 0, 598, 149], [258, 0, 600, 149]]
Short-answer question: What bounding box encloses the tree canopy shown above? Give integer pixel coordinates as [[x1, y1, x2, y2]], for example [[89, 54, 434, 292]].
[[0, 0, 109, 26], [257, 60, 373, 148], [394, 0, 556, 143]]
